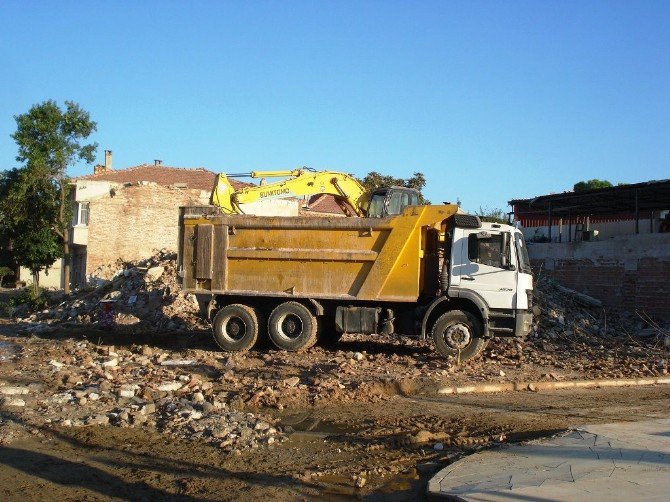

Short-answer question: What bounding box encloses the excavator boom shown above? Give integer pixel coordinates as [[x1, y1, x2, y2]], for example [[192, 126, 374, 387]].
[[211, 169, 369, 216]]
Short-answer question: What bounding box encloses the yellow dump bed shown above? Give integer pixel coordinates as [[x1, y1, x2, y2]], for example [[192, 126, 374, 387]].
[[178, 204, 459, 303]]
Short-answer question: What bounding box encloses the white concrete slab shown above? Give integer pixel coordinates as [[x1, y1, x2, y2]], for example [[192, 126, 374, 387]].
[[428, 419, 670, 501]]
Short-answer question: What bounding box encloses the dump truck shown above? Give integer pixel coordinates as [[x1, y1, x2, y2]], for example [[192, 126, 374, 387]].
[[178, 203, 533, 361]]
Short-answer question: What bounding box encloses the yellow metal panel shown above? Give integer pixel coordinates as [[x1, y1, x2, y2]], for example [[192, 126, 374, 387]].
[[180, 204, 458, 303], [227, 247, 378, 262]]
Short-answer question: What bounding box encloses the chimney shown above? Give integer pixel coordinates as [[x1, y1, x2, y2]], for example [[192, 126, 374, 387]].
[[154, 159, 162, 166], [105, 150, 113, 170], [93, 149, 113, 174]]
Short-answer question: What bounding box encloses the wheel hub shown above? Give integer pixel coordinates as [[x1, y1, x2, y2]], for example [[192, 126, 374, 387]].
[[280, 314, 303, 339], [225, 317, 246, 341], [444, 323, 471, 349]]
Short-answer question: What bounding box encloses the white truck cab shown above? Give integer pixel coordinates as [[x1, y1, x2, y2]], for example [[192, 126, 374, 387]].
[[452, 222, 532, 306], [418, 216, 533, 360]]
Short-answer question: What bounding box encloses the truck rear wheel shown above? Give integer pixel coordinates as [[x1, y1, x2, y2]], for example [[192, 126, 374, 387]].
[[268, 301, 318, 351], [431, 310, 488, 361], [212, 304, 262, 352]]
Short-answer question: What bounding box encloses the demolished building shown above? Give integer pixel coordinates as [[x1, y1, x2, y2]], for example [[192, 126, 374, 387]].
[[18, 151, 298, 289], [509, 179, 670, 317]]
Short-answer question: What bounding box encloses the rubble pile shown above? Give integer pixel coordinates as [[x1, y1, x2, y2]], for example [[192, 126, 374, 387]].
[[531, 276, 641, 343], [4, 261, 668, 410], [0, 341, 284, 453], [482, 275, 669, 379], [13, 250, 208, 332]]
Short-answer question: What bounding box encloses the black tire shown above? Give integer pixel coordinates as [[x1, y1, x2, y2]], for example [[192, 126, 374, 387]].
[[212, 304, 262, 352], [431, 310, 488, 361], [267, 301, 318, 351], [317, 317, 343, 347]]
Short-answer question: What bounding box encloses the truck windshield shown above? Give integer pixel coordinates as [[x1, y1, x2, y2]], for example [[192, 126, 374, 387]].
[[515, 232, 532, 274]]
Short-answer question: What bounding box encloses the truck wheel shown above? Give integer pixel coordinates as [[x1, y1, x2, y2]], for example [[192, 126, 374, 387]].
[[431, 310, 488, 361], [268, 302, 318, 351], [317, 317, 343, 347], [212, 304, 262, 352]]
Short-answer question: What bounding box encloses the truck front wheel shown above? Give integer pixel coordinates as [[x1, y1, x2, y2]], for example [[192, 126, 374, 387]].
[[431, 310, 488, 361], [212, 304, 262, 352], [268, 301, 318, 351]]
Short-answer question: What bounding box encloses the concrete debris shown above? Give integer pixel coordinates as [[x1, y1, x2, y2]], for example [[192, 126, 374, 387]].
[[552, 282, 603, 308], [0, 385, 30, 395], [0, 336, 286, 454], [2, 259, 668, 459], [2, 398, 26, 407], [160, 359, 197, 367], [157, 382, 183, 392], [11, 250, 207, 333], [144, 266, 165, 282]]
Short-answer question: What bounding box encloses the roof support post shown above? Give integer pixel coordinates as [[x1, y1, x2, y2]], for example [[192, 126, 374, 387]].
[[634, 188, 639, 234], [547, 202, 553, 242], [568, 211, 572, 243]]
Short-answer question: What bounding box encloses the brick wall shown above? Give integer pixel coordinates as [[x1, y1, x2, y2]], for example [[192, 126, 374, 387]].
[[529, 234, 670, 318], [86, 184, 209, 274]]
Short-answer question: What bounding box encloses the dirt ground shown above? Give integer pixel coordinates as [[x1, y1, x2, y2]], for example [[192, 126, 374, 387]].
[[2, 387, 670, 502], [1, 314, 669, 501]]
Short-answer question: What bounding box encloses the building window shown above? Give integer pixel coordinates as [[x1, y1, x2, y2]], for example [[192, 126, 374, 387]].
[[72, 202, 90, 226]]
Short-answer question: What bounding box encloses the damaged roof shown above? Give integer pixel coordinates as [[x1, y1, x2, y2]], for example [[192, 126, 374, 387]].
[[509, 178, 670, 216], [76, 164, 251, 191], [303, 194, 348, 215]]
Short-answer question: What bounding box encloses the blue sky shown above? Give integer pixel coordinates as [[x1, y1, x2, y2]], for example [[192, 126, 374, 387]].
[[1, 1, 669, 213]]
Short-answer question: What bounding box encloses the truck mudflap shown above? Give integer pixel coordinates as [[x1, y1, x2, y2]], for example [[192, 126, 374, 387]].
[[515, 310, 533, 337]]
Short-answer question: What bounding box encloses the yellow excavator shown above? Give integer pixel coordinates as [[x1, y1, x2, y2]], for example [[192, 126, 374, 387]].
[[210, 168, 421, 217]]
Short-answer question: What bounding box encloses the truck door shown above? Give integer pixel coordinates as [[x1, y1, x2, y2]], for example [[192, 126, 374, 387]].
[[459, 230, 517, 309]]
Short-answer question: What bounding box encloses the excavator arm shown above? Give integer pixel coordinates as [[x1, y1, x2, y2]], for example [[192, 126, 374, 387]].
[[211, 169, 369, 216]]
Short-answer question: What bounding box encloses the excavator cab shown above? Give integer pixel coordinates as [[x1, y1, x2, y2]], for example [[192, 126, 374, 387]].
[[367, 187, 421, 218]]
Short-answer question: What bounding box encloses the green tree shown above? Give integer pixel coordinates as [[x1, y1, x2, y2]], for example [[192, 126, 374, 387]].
[[11, 100, 97, 293], [12, 227, 62, 292], [573, 179, 613, 192], [358, 171, 430, 204], [475, 206, 508, 224], [0, 266, 12, 287], [0, 167, 64, 291]]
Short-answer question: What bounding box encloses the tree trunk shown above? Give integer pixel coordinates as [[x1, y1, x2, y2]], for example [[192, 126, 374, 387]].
[[59, 172, 71, 295], [63, 226, 71, 294], [32, 271, 39, 295]]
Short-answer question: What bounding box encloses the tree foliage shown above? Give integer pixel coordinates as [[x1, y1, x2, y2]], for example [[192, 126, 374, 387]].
[[0, 266, 12, 287], [358, 171, 430, 203], [0, 167, 64, 291], [573, 179, 613, 192], [6, 100, 97, 292], [475, 206, 508, 224]]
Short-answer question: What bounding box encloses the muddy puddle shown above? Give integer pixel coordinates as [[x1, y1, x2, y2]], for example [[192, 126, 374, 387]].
[[280, 412, 363, 434]]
